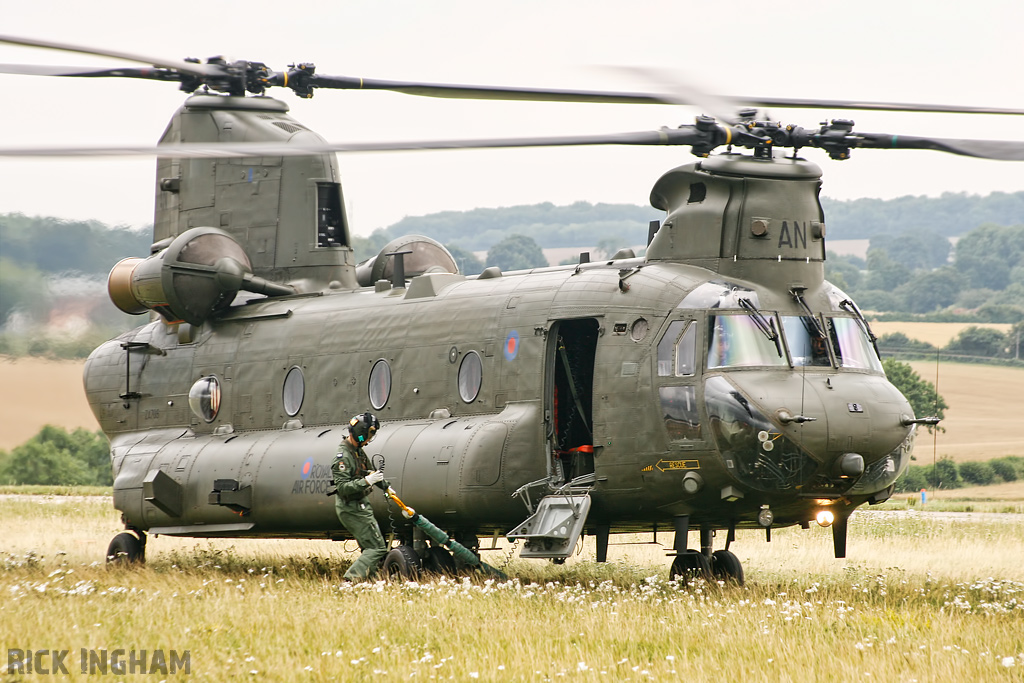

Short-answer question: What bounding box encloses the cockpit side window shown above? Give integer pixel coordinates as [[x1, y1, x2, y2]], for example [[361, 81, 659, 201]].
[[782, 316, 831, 367], [707, 315, 787, 369], [827, 316, 884, 372], [675, 322, 697, 376], [657, 320, 687, 376]]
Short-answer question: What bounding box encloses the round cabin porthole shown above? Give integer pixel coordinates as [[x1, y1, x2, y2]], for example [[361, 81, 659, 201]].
[[283, 366, 305, 416], [630, 317, 649, 342], [188, 376, 221, 422], [368, 359, 392, 410], [458, 351, 483, 403]]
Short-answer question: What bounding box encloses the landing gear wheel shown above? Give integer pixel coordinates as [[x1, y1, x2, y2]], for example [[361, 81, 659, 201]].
[[669, 550, 712, 585], [382, 545, 421, 580], [422, 546, 457, 576], [106, 530, 146, 564], [711, 549, 745, 586]]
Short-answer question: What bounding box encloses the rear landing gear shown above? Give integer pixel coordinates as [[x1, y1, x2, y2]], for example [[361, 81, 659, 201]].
[[382, 545, 421, 580], [422, 546, 457, 576], [106, 529, 146, 564]]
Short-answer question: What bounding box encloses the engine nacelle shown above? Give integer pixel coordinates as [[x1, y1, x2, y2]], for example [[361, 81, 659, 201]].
[[355, 234, 458, 288], [108, 227, 292, 325]]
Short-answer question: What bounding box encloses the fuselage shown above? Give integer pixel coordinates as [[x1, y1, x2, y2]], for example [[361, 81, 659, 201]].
[[84, 93, 915, 545], [84, 255, 915, 540]]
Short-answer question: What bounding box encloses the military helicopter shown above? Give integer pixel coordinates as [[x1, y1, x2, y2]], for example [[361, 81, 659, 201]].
[[3, 35, 1023, 584]]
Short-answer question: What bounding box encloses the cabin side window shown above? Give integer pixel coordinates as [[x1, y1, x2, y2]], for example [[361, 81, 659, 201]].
[[458, 351, 483, 403], [368, 359, 392, 410], [188, 376, 221, 423], [283, 366, 305, 417]]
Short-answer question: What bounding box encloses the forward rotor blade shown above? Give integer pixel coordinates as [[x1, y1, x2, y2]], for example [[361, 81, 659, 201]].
[[0, 34, 221, 78], [0, 129, 702, 159], [603, 66, 1024, 117], [856, 133, 1024, 160], [308, 74, 675, 104], [755, 97, 1024, 117], [307, 74, 1024, 116]]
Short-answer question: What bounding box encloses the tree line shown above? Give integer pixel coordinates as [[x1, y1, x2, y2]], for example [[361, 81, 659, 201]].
[[0, 213, 149, 358], [878, 323, 1024, 364], [820, 191, 1024, 239], [3, 190, 1021, 358], [826, 222, 1024, 323], [894, 455, 1024, 493], [0, 425, 112, 487]]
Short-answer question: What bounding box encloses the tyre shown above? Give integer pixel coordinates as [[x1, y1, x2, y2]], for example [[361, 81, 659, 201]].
[[106, 531, 145, 564], [669, 550, 711, 585], [382, 545, 421, 580], [711, 549, 745, 586], [422, 546, 457, 576]]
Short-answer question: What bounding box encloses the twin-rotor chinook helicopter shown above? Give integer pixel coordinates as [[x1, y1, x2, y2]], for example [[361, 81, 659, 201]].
[[4, 35, 1024, 583]]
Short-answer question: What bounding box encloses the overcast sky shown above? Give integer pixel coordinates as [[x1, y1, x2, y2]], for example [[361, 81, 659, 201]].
[[1, 0, 1021, 236]]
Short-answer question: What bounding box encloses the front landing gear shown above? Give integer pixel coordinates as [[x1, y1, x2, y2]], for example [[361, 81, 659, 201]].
[[667, 516, 744, 586], [106, 529, 146, 564], [669, 550, 711, 583], [711, 549, 744, 585]]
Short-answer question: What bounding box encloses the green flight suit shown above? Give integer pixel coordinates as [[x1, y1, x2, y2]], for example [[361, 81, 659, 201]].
[[331, 439, 389, 580]]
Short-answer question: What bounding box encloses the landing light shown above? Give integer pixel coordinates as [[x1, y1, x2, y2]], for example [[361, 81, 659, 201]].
[[816, 510, 835, 527]]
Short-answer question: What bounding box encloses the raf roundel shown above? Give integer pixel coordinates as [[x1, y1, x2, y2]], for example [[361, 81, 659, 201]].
[[300, 456, 315, 480], [504, 330, 520, 361]]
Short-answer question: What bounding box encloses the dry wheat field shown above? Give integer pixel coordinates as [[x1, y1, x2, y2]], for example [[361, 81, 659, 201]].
[[2, 495, 1023, 681]]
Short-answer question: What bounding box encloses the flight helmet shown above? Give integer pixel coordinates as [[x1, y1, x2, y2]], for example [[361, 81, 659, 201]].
[[349, 412, 380, 444]]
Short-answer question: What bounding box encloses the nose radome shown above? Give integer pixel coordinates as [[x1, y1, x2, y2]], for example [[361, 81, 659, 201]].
[[860, 377, 915, 464], [730, 371, 913, 467]]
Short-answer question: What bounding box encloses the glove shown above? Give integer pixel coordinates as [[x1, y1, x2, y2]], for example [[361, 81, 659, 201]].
[[364, 470, 384, 487]]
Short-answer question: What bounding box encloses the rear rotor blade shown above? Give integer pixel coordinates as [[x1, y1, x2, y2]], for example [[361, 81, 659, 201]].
[[1, 125, 1020, 161], [608, 66, 741, 124], [0, 63, 178, 81], [0, 34, 222, 78]]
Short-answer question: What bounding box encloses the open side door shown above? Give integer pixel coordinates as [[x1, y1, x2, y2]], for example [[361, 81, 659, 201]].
[[545, 318, 599, 485]]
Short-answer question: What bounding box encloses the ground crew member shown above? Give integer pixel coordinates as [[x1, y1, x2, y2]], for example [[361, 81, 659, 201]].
[[331, 412, 389, 581]]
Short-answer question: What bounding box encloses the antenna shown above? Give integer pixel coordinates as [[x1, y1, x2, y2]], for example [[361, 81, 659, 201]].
[[932, 347, 940, 486]]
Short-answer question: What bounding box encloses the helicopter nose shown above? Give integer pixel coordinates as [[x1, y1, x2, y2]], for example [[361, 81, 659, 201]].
[[706, 372, 913, 494], [811, 372, 915, 467]]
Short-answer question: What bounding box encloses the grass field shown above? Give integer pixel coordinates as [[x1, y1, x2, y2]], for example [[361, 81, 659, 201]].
[[2, 494, 1023, 681]]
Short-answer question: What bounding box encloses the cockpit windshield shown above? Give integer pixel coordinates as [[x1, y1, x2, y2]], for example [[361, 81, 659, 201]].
[[827, 316, 884, 372], [707, 315, 787, 368], [781, 316, 831, 367]]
